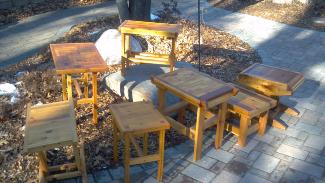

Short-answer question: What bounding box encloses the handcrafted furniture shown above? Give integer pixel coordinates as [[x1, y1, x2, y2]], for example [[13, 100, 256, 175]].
[[110, 102, 170, 183], [238, 63, 304, 130], [119, 20, 181, 76], [226, 84, 277, 147], [50, 43, 108, 124], [24, 100, 87, 183], [151, 68, 237, 161]]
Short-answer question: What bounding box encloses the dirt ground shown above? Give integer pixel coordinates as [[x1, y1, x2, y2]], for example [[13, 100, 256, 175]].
[[0, 15, 261, 182], [208, 0, 325, 32], [0, 0, 110, 26]]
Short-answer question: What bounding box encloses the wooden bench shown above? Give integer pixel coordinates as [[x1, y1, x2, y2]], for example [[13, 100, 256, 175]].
[[226, 84, 277, 147], [24, 100, 87, 183], [119, 20, 181, 75], [110, 102, 170, 183]]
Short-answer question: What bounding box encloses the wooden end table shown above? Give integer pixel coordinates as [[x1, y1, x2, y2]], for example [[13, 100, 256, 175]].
[[110, 102, 170, 183], [24, 101, 87, 182], [151, 68, 237, 161], [238, 63, 304, 130], [119, 20, 181, 75], [50, 43, 108, 124]]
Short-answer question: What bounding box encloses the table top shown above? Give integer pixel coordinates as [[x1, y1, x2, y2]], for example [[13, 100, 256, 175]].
[[238, 63, 304, 96], [119, 20, 181, 38], [109, 102, 170, 134], [50, 43, 108, 74], [228, 84, 277, 117], [151, 68, 236, 107], [24, 101, 78, 153]]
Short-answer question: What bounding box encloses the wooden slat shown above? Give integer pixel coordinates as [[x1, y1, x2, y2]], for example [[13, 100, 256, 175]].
[[166, 116, 195, 140], [73, 79, 83, 98], [163, 101, 188, 115], [129, 154, 160, 165], [48, 163, 77, 172], [47, 171, 81, 181], [129, 135, 144, 157], [128, 57, 170, 65]]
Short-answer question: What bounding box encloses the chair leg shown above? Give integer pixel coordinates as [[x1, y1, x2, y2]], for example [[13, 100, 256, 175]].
[[157, 130, 165, 182], [124, 134, 130, 183], [258, 111, 268, 136], [38, 151, 48, 183], [239, 116, 250, 147]]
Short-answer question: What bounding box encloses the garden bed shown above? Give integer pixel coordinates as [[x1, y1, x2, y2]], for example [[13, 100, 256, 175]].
[[0, 15, 261, 182], [208, 0, 325, 32]]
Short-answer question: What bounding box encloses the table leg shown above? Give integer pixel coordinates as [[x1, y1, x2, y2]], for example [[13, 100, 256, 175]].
[[193, 106, 205, 161], [92, 72, 98, 124], [143, 133, 148, 156], [170, 38, 176, 72], [38, 151, 48, 183], [215, 102, 227, 149], [121, 33, 126, 76], [125, 34, 130, 69], [61, 74, 67, 101], [113, 120, 119, 164], [157, 87, 166, 112], [84, 73, 89, 98], [258, 111, 268, 135], [124, 134, 130, 183], [238, 115, 249, 147], [157, 130, 165, 182], [66, 75, 73, 100]]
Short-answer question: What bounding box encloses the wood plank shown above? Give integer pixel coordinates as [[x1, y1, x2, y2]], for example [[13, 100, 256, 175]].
[[157, 130, 165, 182], [47, 171, 81, 181], [163, 101, 188, 115], [193, 106, 205, 161], [129, 154, 160, 165]]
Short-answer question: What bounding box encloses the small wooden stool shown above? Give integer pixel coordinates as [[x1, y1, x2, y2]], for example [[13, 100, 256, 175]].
[[24, 100, 87, 183], [110, 102, 170, 183], [226, 84, 277, 147]]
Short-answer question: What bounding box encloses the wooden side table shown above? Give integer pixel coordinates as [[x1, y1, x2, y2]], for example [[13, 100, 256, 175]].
[[238, 63, 304, 130], [226, 84, 277, 147], [151, 68, 237, 161], [109, 102, 170, 183], [24, 100, 87, 182], [119, 20, 181, 75], [50, 43, 108, 124]]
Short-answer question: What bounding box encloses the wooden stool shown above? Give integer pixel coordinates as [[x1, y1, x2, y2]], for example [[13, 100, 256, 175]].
[[110, 102, 170, 183], [226, 84, 277, 147], [119, 20, 181, 76], [24, 100, 87, 183]]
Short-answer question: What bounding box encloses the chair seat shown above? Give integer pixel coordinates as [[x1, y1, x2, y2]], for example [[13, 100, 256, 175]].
[[24, 100, 78, 153], [228, 84, 277, 118], [109, 101, 170, 134]]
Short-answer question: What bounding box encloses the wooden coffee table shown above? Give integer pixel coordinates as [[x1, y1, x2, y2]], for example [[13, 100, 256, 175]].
[[151, 68, 237, 161], [238, 63, 304, 129], [50, 43, 108, 124]]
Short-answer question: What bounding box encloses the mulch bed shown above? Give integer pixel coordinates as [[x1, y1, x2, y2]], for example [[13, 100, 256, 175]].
[[208, 0, 325, 32], [0, 0, 110, 26], [0, 15, 261, 182]]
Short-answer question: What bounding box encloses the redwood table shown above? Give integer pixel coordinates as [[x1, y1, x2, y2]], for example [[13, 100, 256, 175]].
[[238, 63, 304, 129], [50, 43, 108, 124], [151, 68, 237, 161]]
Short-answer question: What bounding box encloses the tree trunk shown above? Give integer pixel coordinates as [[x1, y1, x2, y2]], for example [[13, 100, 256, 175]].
[[116, 0, 151, 23]]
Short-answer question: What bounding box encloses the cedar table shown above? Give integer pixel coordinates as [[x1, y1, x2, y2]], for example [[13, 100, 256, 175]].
[[50, 43, 108, 124], [151, 68, 237, 161], [24, 100, 87, 182], [226, 84, 277, 147], [238, 63, 304, 130], [110, 102, 170, 183], [119, 20, 181, 75]]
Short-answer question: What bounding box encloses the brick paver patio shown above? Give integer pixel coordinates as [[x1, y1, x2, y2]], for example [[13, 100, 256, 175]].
[[1, 0, 325, 182]]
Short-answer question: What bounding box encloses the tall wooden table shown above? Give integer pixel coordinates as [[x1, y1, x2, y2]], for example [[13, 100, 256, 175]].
[[238, 63, 304, 129], [119, 20, 181, 76], [50, 43, 108, 124], [151, 68, 237, 161]]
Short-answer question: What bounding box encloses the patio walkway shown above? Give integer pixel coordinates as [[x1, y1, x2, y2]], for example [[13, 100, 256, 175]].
[[1, 0, 325, 182]]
